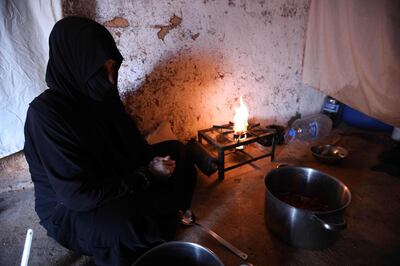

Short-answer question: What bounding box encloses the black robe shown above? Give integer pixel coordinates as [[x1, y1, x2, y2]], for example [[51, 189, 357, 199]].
[[23, 16, 196, 266]]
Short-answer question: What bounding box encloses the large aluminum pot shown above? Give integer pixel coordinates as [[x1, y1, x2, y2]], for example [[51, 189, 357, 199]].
[[133, 241, 224, 266], [264, 166, 351, 249]]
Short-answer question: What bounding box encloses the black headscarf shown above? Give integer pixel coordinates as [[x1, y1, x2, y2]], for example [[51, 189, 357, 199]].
[[46, 16, 123, 102], [24, 16, 155, 216], [24, 18, 196, 263]]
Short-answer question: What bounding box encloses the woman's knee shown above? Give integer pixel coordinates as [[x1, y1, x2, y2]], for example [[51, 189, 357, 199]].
[[164, 140, 185, 151], [152, 140, 185, 159]]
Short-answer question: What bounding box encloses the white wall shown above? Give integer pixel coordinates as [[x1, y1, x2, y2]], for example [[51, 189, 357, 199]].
[[64, 0, 325, 139]]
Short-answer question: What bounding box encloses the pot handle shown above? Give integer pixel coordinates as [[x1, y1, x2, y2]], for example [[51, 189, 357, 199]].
[[313, 214, 347, 231]]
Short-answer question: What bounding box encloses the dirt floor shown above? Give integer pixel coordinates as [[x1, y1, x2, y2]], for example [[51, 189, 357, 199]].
[[1, 126, 400, 265]]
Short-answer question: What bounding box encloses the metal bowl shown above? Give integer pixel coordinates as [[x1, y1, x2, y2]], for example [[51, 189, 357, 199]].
[[311, 144, 348, 164], [133, 241, 224, 266]]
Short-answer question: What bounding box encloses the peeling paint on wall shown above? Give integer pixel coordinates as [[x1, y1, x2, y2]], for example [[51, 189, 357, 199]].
[[103, 17, 129, 28], [62, 0, 96, 19], [191, 32, 200, 40], [62, 0, 325, 140], [154, 14, 182, 41]]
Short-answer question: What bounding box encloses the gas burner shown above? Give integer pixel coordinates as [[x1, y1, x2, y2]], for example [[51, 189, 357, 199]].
[[197, 123, 277, 180]]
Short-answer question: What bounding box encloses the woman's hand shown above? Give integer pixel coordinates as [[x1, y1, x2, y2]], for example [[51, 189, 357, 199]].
[[148, 155, 176, 178]]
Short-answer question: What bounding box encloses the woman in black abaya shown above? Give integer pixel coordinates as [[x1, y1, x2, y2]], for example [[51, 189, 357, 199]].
[[24, 16, 196, 265]]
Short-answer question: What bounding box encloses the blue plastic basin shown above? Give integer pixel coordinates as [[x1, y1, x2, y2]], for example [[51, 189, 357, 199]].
[[342, 105, 393, 131]]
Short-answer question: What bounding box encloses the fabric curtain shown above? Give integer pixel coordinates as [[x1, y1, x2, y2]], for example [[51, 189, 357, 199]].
[[0, 0, 61, 158], [303, 0, 400, 127]]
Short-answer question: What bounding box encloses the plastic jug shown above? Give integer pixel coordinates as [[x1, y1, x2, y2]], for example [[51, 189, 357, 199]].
[[286, 114, 332, 142]]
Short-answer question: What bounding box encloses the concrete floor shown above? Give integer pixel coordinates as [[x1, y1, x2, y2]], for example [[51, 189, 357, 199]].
[[1, 127, 400, 265]]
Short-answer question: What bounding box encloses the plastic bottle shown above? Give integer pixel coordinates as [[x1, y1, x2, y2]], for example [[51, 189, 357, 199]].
[[392, 127, 400, 141], [286, 114, 332, 142], [322, 96, 342, 127]]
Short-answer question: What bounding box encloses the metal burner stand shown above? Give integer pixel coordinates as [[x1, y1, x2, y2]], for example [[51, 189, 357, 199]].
[[198, 124, 277, 180]]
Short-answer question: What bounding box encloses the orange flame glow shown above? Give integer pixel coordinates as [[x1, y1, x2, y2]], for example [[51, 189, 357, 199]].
[[233, 96, 249, 135]]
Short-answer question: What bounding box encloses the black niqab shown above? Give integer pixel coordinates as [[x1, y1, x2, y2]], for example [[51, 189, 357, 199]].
[[25, 16, 157, 213], [24, 17, 196, 265], [46, 16, 123, 102]]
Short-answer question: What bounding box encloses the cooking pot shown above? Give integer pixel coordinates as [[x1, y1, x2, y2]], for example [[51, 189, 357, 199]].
[[264, 166, 351, 249], [133, 241, 224, 266]]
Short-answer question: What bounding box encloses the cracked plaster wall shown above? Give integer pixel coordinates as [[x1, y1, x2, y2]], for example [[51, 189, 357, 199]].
[[63, 0, 325, 140]]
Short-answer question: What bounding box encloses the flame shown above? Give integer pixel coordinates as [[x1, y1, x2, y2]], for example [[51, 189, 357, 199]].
[[233, 96, 249, 134]]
